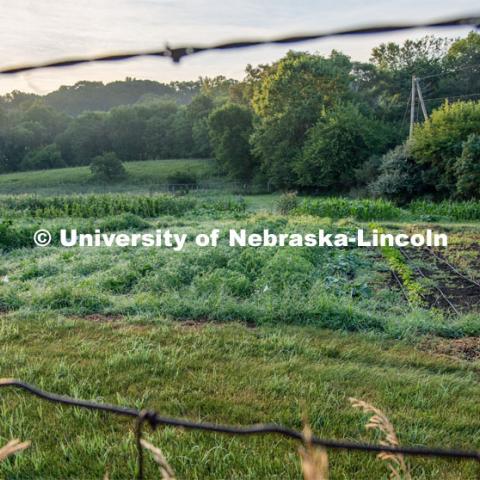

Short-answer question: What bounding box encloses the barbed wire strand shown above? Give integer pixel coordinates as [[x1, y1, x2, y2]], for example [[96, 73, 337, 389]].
[[1, 379, 479, 479], [0, 15, 479, 76]]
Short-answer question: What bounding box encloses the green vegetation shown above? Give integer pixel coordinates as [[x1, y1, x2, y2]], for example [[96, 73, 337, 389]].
[[1, 191, 480, 478], [0, 313, 480, 480], [208, 103, 255, 180], [409, 199, 480, 221], [1, 199, 479, 339], [372, 224, 425, 305], [0, 193, 245, 218], [0, 159, 214, 195], [1, 29, 480, 480], [2, 33, 480, 204], [295, 197, 404, 221], [1, 316, 479, 479], [89, 152, 127, 182]]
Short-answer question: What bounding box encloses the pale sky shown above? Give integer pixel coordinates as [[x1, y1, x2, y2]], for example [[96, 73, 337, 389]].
[[0, 0, 478, 94]]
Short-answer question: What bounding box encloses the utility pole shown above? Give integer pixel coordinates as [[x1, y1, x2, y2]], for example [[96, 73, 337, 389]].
[[409, 75, 416, 138], [415, 78, 429, 121]]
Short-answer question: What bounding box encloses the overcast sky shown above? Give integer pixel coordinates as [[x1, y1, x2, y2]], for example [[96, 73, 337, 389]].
[[0, 0, 478, 94]]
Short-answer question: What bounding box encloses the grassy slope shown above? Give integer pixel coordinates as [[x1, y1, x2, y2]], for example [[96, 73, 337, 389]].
[[1, 314, 479, 479], [0, 159, 214, 195]]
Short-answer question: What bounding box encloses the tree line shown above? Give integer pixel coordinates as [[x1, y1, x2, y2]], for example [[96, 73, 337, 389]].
[[0, 32, 479, 200]]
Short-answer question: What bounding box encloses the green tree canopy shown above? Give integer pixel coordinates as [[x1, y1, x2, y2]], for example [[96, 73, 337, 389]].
[[208, 103, 255, 180], [251, 51, 353, 188], [410, 100, 480, 196]]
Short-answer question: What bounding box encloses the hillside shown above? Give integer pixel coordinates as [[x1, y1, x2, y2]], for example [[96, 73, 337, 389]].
[[0, 159, 215, 195]]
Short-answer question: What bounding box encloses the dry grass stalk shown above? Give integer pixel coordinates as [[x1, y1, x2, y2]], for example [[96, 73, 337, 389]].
[[140, 439, 176, 479], [0, 439, 31, 462], [349, 398, 411, 480], [299, 424, 329, 480]]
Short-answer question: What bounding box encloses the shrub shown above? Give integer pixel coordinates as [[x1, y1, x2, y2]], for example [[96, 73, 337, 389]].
[[90, 152, 127, 182], [454, 133, 480, 199], [276, 192, 299, 214], [369, 144, 427, 204]]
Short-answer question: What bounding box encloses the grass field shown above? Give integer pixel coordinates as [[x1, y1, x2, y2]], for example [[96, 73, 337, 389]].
[[1, 314, 479, 479], [1, 164, 479, 479], [0, 159, 215, 195]]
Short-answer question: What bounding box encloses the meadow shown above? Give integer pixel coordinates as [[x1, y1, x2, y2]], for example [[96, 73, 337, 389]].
[[1, 164, 480, 479], [0, 159, 215, 195]]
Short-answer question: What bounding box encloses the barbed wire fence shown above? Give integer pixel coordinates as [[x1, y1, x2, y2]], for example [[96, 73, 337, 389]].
[[1, 379, 479, 479], [0, 15, 479, 76]]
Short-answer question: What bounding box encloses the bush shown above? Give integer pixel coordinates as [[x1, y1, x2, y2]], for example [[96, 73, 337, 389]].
[[90, 152, 127, 182], [455, 133, 480, 199], [276, 192, 299, 214], [369, 144, 427, 204]]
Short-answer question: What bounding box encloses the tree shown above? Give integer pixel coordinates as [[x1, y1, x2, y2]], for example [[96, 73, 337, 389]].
[[186, 94, 214, 157], [250, 51, 353, 188], [371, 36, 450, 72], [20, 144, 65, 171], [455, 134, 480, 199], [105, 106, 146, 161], [410, 100, 480, 197], [143, 102, 179, 159], [440, 32, 480, 104], [295, 103, 386, 191], [90, 152, 127, 182], [56, 111, 110, 166], [208, 103, 256, 180]]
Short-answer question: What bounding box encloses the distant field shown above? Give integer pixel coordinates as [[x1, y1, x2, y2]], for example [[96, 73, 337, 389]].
[[0, 159, 215, 195]]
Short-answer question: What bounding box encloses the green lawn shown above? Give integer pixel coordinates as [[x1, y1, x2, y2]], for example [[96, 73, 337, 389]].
[[1, 314, 479, 479], [0, 159, 215, 195]]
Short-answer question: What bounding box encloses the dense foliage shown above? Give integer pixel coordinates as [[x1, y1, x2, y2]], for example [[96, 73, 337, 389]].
[[1, 33, 480, 200], [208, 103, 255, 180], [90, 152, 127, 182]]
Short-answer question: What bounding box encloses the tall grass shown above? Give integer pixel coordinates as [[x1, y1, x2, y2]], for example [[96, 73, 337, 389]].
[[297, 197, 480, 222], [0, 193, 246, 218], [296, 198, 405, 221], [409, 199, 480, 221]]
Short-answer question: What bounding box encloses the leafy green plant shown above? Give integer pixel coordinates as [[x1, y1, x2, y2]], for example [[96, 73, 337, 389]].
[[371, 223, 424, 306], [90, 152, 127, 182], [276, 192, 299, 214], [297, 197, 404, 221]]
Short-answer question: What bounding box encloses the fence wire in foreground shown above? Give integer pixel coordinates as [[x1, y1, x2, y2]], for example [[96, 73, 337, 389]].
[[0, 379, 479, 479], [0, 15, 479, 75]]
